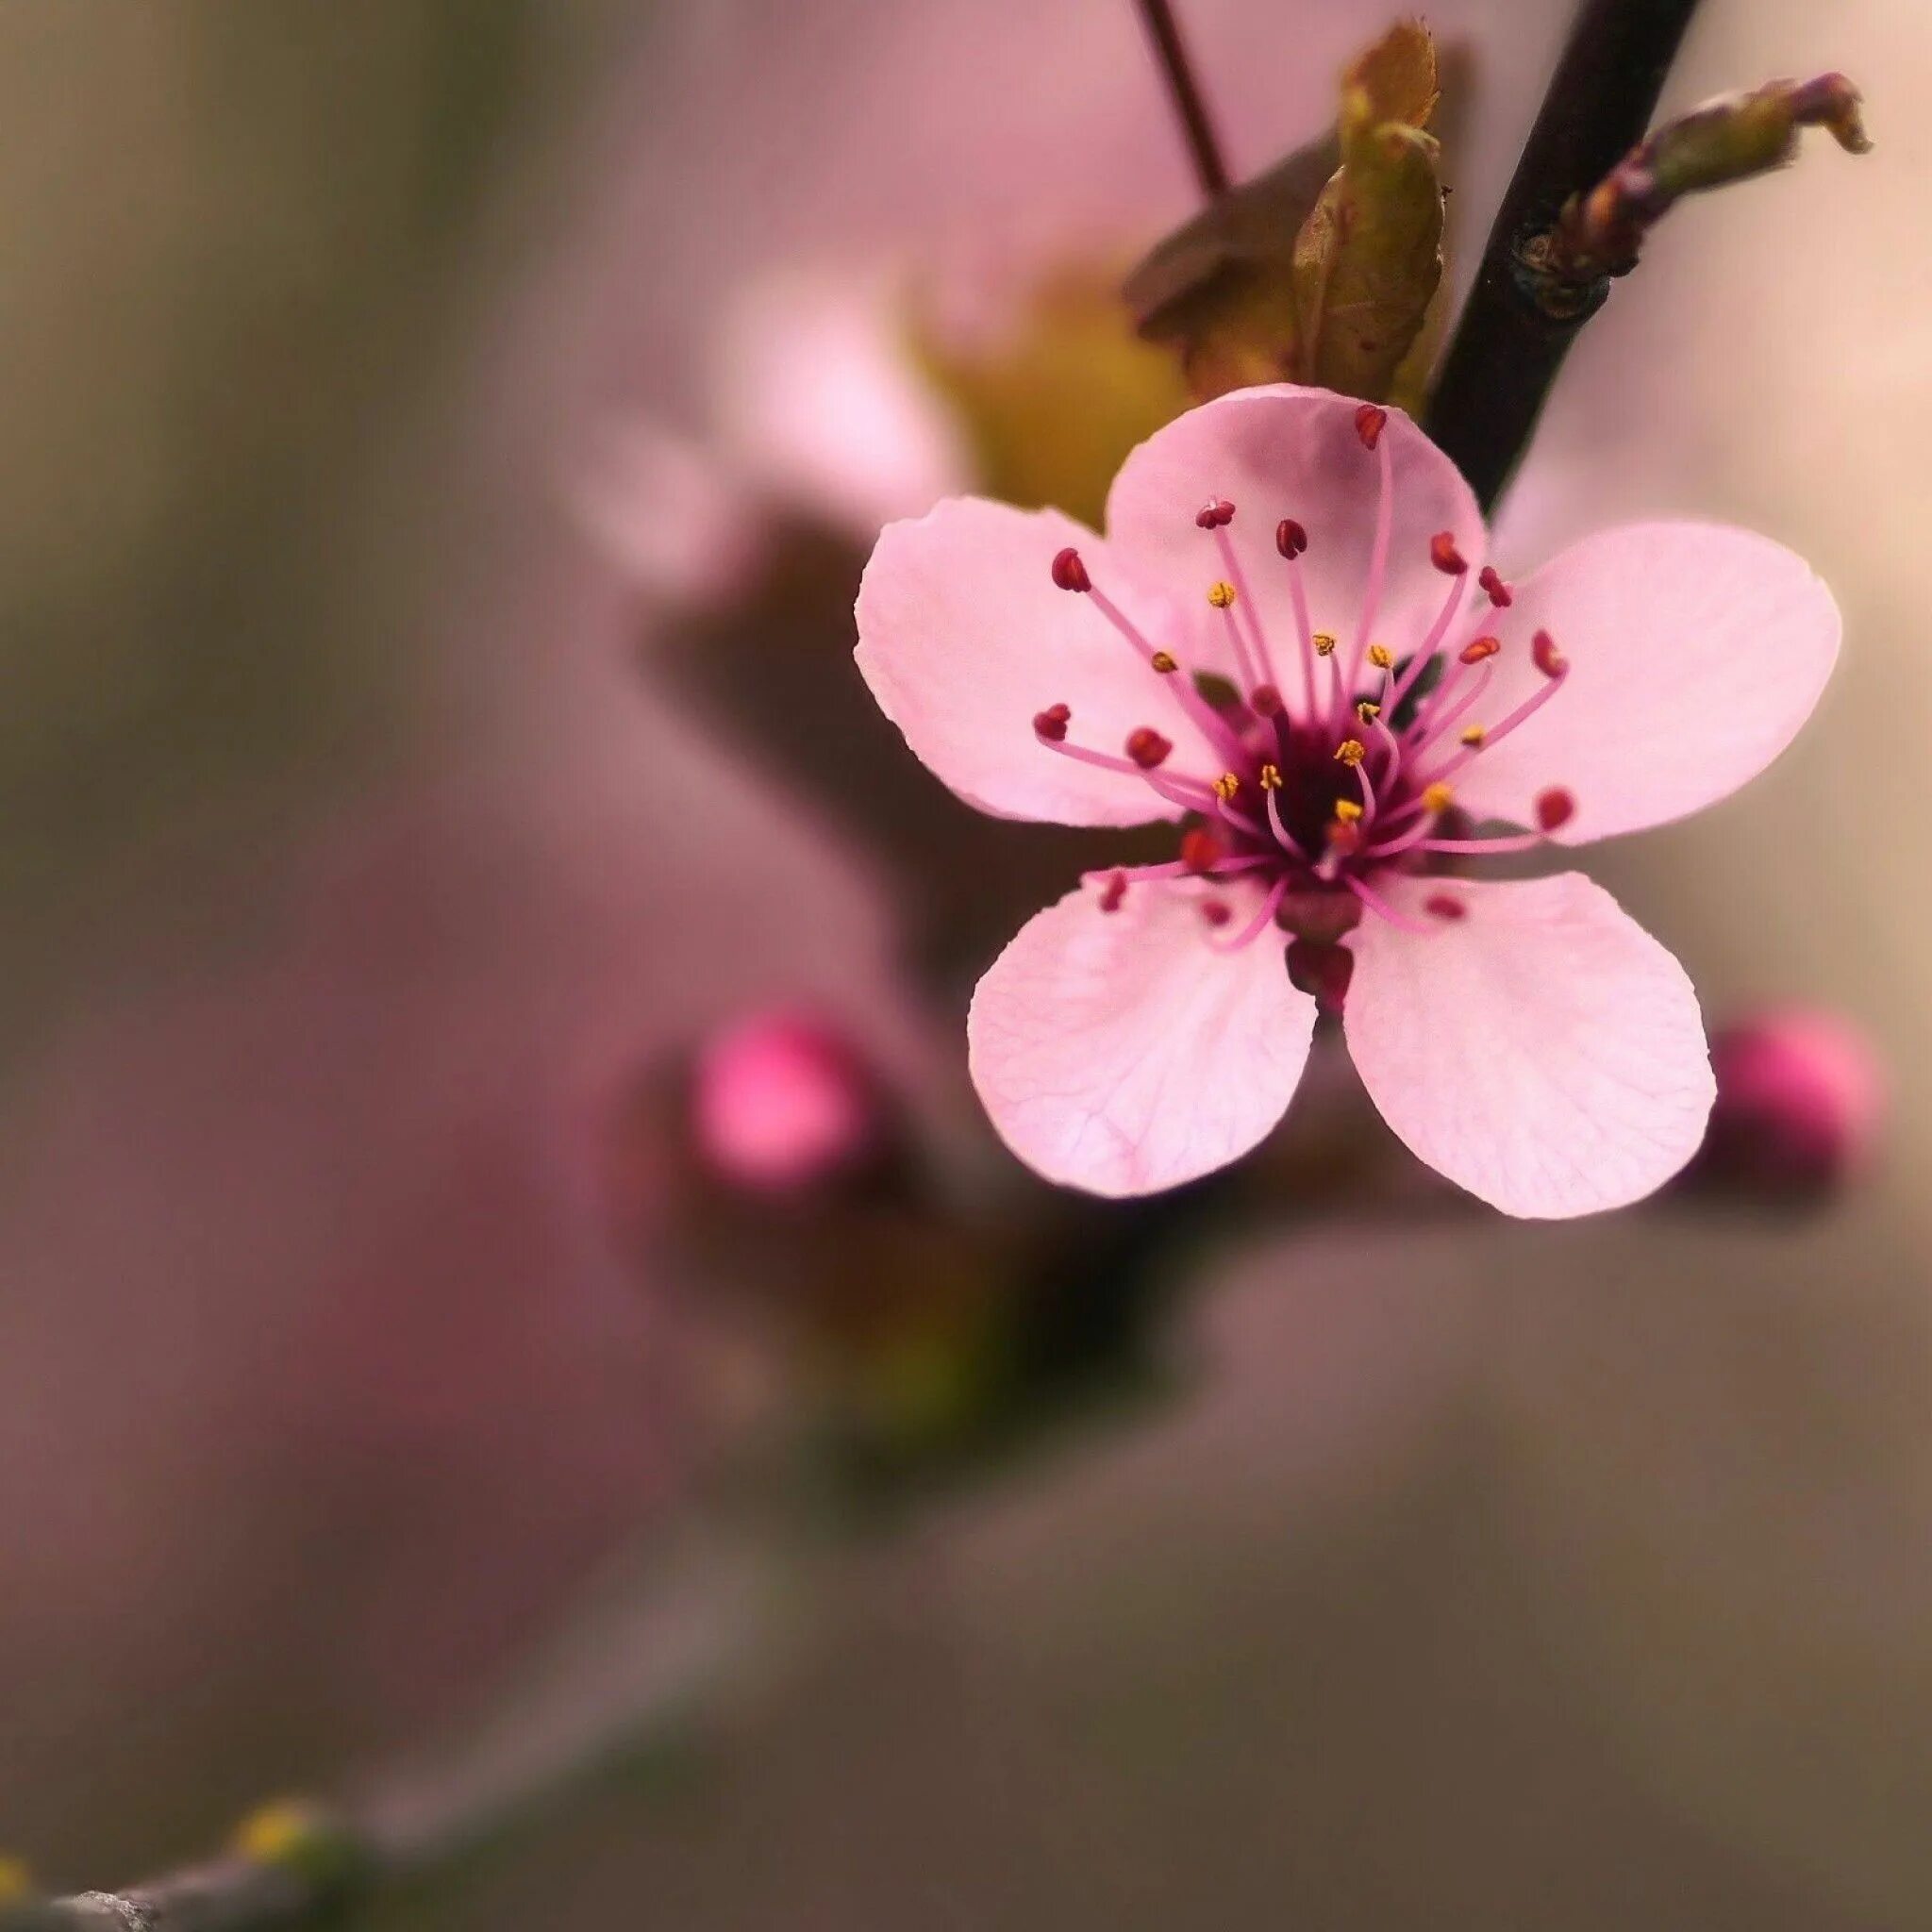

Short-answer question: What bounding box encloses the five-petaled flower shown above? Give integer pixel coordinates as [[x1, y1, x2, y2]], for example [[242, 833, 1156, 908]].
[[854, 386, 1840, 1215]]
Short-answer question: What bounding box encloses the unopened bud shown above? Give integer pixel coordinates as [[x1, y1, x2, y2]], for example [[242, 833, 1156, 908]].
[[1694, 1007, 1884, 1199], [691, 1011, 881, 1195]]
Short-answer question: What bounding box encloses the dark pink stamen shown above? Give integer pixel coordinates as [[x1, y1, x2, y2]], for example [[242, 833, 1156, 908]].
[[1180, 826, 1224, 874], [1051, 547, 1091, 592], [1536, 787, 1576, 832], [1040, 408, 1596, 959]]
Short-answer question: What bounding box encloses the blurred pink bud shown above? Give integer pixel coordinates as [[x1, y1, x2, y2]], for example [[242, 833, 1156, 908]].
[[691, 1010, 882, 1194], [577, 423, 762, 608], [713, 269, 971, 538], [1701, 1005, 1884, 1196]]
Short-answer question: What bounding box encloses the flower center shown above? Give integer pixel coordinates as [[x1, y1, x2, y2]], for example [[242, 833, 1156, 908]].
[[1031, 408, 1576, 953]]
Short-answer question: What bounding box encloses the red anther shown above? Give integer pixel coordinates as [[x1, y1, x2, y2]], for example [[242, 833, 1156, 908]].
[[1032, 703, 1072, 742], [1098, 870, 1128, 913], [1532, 629, 1568, 677], [1195, 497, 1237, 529], [1536, 787, 1575, 832], [1275, 517, 1308, 558], [1286, 938, 1355, 1011], [1249, 682, 1284, 717], [1478, 566, 1513, 608], [1051, 546, 1091, 592], [1354, 404, 1387, 450], [1459, 635, 1501, 665], [1200, 899, 1233, 927], [1424, 892, 1468, 921], [1326, 818, 1363, 858], [1429, 532, 1469, 575], [1179, 825, 1224, 874], [1124, 725, 1173, 769]]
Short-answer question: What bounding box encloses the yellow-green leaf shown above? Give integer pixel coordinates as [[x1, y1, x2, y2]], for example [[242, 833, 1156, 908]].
[[1348, 16, 1439, 128], [1291, 21, 1444, 399]]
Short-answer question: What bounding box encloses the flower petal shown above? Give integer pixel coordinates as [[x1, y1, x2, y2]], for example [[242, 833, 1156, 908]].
[[1105, 385, 1487, 687], [969, 876, 1315, 1196], [1450, 523, 1840, 842], [1344, 873, 1713, 1218], [857, 498, 1223, 825]]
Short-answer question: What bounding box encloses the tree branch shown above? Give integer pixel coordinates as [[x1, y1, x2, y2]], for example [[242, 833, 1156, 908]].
[[1424, 0, 1704, 512], [0, 1521, 788, 1932]]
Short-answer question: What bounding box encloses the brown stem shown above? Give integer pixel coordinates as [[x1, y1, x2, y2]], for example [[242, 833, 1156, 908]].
[[1132, 0, 1231, 200], [1424, 0, 1705, 512]]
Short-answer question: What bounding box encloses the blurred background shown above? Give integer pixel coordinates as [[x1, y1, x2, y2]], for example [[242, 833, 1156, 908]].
[[0, 1, 1925, 1924]]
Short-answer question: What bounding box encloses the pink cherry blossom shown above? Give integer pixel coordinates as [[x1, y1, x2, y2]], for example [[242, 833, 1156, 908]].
[[855, 384, 1841, 1216]]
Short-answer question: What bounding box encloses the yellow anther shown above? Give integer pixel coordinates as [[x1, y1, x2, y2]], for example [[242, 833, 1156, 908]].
[[1423, 782, 1456, 814], [1356, 700, 1381, 723], [1332, 798, 1364, 824], [1312, 631, 1337, 658], [0, 1856, 31, 1904], [1212, 772, 1241, 802], [1459, 724, 1487, 746], [1150, 650, 1178, 675], [1368, 643, 1394, 670], [1207, 580, 1238, 608], [1334, 738, 1366, 767], [1257, 762, 1283, 791], [235, 1801, 325, 1866]]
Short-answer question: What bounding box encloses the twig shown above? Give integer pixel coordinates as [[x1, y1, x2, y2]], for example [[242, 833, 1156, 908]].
[[1424, 0, 1703, 511], [1132, 0, 1232, 200], [0, 1520, 791, 1932]]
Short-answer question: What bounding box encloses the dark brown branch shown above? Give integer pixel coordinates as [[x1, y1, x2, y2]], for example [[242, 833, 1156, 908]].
[[1424, 0, 1704, 512], [1133, 0, 1232, 200]]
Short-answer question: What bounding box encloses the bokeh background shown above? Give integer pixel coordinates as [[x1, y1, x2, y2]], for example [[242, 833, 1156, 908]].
[[0, 1, 1925, 1924]]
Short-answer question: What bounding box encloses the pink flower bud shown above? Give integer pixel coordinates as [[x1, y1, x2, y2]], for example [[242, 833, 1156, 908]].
[[1699, 1006, 1884, 1197], [691, 1011, 880, 1195]]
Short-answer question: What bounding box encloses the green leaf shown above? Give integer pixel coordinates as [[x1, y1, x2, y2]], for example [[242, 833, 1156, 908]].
[[1291, 21, 1444, 399]]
